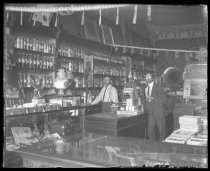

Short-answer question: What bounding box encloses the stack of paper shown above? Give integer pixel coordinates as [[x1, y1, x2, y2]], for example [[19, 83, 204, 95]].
[[186, 132, 207, 146], [164, 129, 195, 144], [179, 115, 202, 132]]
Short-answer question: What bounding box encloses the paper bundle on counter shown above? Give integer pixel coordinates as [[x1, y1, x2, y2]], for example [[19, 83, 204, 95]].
[[179, 115, 202, 132], [186, 132, 207, 146], [163, 129, 195, 144]]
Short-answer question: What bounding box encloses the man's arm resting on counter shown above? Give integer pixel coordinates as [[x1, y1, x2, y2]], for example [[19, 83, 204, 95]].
[[91, 88, 104, 105]]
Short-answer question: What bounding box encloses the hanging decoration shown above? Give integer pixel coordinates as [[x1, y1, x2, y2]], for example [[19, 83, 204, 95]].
[[81, 11, 84, 26], [140, 48, 143, 55], [32, 11, 53, 27], [55, 12, 58, 27], [147, 5, 151, 21], [148, 49, 150, 56], [175, 51, 179, 58], [20, 11, 23, 26], [5, 4, 131, 12], [132, 5, 137, 24], [99, 9, 102, 26], [116, 7, 119, 25]]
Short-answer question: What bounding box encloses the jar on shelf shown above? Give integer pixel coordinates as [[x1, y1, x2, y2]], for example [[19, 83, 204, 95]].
[[54, 69, 68, 96]]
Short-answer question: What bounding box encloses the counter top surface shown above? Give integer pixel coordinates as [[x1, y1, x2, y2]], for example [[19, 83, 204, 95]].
[[13, 132, 207, 167]]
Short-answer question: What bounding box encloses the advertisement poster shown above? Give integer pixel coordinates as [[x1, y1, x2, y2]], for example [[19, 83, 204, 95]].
[[82, 50, 93, 88]]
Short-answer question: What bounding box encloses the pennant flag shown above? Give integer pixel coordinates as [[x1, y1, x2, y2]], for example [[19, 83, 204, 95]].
[[81, 11, 84, 26], [175, 51, 179, 58], [148, 50, 150, 56], [32, 12, 53, 27], [116, 7, 119, 25], [99, 9, 102, 25], [6, 11, 9, 23], [140, 48, 143, 55], [147, 5, 151, 21], [156, 50, 159, 56], [133, 5, 137, 24], [55, 12, 58, 27], [20, 11, 23, 26]]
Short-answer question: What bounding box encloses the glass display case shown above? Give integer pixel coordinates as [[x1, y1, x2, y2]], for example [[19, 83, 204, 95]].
[[10, 132, 207, 168]]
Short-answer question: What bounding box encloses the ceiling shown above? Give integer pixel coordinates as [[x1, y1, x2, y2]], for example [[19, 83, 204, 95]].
[[101, 4, 207, 36]]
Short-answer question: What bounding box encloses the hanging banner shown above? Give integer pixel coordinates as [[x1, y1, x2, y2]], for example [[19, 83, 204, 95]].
[[32, 4, 54, 27], [147, 5, 151, 21], [20, 11, 23, 26], [32, 12, 52, 27], [116, 7, 119, 25], [175, 51, 179, 58], [99, 9, 102, 25], [81, 11, 84, 26], [55, 12, 58, 27], [132, 5, 137, 24]]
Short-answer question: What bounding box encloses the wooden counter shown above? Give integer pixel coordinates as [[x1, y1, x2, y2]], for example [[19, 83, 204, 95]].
[[12, 132, 207, 168], [84, 112, 147, 138]]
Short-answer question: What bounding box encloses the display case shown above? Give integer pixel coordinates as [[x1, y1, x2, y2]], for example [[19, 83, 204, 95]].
[[10, 132, 207, 168]]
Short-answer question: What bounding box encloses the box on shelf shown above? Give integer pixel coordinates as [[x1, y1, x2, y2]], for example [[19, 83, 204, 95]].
[[32, 98, 45, 105]]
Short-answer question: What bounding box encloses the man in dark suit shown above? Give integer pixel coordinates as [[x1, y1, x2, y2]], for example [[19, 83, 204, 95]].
[[144, 73, 166, 141]]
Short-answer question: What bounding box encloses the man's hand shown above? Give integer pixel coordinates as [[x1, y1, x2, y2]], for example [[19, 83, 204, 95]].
[[147, 96, 154, 101]]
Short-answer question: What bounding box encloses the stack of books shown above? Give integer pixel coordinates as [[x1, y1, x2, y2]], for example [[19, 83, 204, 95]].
[[179, 115, 202, 132], [164, 115, 203, 144]]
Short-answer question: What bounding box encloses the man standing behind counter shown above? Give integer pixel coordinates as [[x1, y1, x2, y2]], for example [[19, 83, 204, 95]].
[[91, 77, 119, 105], [144, 73, 166, 141]]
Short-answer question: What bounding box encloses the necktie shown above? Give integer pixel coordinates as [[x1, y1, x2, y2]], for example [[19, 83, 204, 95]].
[[102, 86, 108, 101], [147, 85, 150, 97]]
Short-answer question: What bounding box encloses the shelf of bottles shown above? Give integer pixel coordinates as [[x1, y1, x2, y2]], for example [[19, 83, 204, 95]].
[[14, 35, 56, 71], [18, 73, 54, 89]]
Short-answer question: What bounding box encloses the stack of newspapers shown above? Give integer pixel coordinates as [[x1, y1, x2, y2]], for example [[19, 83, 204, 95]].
[[164, 115, 203, 144]]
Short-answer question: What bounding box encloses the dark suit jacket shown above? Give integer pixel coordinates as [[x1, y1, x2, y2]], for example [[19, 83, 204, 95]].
[[144, 82, 167, 119]]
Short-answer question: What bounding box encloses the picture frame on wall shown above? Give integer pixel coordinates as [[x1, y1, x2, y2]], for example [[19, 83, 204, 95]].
[[84, 19, 100, 42], [101, 24, 115, 45]]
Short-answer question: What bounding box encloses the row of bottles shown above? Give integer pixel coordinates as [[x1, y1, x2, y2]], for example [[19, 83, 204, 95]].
[[5, 98, 24, 108], [60, 59, 84, 73], [93, 66, 109, 75], [18, 73, 54, 88], [17, 52, 55, 70], [93, 78, 104, 87], [74, 77, 85, 88], [15, 36, 55, 54], [58, 44, 81, 58], [110, 67, 126, 77]]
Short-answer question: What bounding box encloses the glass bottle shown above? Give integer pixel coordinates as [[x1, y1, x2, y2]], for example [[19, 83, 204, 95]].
[[39, 55, 43, 69], [29, 38, 33, 51], [26, 37, 30, 50], [21, 53, 25, 68], [32, 39, 36, 51], [35, 40, 39, 52], [25, 53, 29, 68], [36, 55, 39, 69], [28, 53, 33, 68], [17, 52, 22, 67], [32, 54, 36, 69], [43, 56, 46, 70], [16, 36, 20, 48], [20, 36, 23, 49]]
